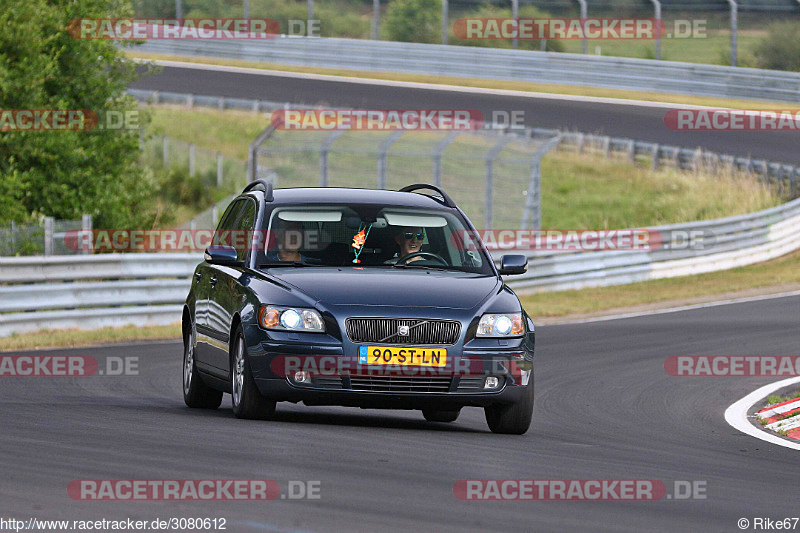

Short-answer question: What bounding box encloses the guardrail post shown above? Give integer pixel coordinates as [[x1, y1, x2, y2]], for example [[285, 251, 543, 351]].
[[627, 139, 636, 163], [373, 0, 380, 40], [81, 214, 92, 255], [441, 0, 448, 44], [217, 152, 224, 187], [603, 136, 611, 158], [252, 100, 260, 114], [186, 93, 194, 108], [218, 96, 225, 111], [162, 136, 169, 167], [728, 0, 738, 66], [212, 206, 219, 226], [650, 0, 661, 60], [44, 216, 54, 256], [189, 143, 196, 177], [377, 130, 404, 189]]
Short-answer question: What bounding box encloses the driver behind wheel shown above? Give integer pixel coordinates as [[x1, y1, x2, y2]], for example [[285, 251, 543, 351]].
[[385, 226, 425, 264]]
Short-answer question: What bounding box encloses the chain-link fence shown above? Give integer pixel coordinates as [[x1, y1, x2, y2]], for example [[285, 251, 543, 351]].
[[140, 134, 249, 193], [0, 216, 91, 257], [255, 128, 560, 230]]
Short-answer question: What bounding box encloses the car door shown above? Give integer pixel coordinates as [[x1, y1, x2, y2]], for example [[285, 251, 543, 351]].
[[195, 199, 246, 375], [205, 198, 257, 374]]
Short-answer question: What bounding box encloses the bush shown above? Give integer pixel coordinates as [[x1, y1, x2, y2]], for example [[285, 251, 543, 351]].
[[753, 22, 800, 71], [384, 0, 441, 44]]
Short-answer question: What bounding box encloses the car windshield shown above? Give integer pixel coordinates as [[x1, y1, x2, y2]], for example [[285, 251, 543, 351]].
[[257, 204, 493, 275]]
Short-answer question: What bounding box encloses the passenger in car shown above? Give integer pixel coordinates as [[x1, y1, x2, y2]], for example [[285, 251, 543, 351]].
[[267, 220, 317, 263]]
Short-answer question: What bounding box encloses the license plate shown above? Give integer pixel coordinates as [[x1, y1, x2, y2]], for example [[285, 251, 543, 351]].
[[359, 346, 447, 367]]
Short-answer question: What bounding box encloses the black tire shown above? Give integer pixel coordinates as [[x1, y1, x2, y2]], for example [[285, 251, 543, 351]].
[[230, 327, 276, 420], [183, 325, 223, 409], [422, 408, 461, 423], [484, 378, 534, 435]]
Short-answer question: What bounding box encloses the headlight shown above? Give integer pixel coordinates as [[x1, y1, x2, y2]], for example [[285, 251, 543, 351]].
[[258, 305, 325, 333], [476, 313, 524, 337]]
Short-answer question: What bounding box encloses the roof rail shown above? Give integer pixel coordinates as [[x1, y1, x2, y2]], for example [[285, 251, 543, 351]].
[[242, 180, 274, 202], [398, 184, 456, 208]]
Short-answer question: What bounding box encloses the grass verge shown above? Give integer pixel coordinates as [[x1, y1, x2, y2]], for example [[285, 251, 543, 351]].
[[0, 324, 181, 352], [128, 52, 785, 110]]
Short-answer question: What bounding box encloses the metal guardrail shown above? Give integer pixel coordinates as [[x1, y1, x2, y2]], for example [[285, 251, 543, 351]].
[[2, 197, 799, 336], [136, 37, 800, 103]]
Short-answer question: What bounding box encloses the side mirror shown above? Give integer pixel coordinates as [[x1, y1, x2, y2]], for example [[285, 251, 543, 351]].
[[204, 245, 241, 266], [499, 254, 528, 275]]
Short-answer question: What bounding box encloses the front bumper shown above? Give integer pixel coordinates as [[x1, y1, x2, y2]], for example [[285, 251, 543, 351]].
[[245, 334, 533, 409]]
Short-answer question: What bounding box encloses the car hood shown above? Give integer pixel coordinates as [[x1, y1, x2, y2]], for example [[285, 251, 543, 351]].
[[267, 268, 500, 310]]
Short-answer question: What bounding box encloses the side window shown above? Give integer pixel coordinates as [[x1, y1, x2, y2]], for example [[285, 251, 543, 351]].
[[234, 200, 257, 262], [216, 200, 244, 233]]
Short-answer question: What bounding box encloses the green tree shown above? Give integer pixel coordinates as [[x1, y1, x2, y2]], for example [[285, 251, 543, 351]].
[[384, 0, 441, 44], [0, 0, 156, 227]]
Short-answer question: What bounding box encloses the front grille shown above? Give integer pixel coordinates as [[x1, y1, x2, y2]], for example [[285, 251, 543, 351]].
[[345, 318, 461, 345], [349, 375, 452, 392]]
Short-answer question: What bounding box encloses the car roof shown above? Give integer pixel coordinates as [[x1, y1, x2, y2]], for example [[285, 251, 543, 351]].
[[254, 187, 454, 210]]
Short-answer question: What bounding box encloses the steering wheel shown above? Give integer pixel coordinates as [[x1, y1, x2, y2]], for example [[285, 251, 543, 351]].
[[396, 252, 448, 266]]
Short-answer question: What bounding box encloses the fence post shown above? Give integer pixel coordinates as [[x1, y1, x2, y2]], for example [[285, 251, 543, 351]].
[[217, 152, 224, 187], [728, 0, 738, 66], [189, 143, 196, 177], [377, 131, 404, 189], [522, 134, 561, 230], [162, 136, 169, 167], [652, 144, 660, 170], [432, 132, 458, 187], [484, 136, 513, 229], [308, 0, 314, 33], [44, 216, 54, 256], [81, 214, 92, 255], [441, 0, 448, 44], [10, 220, 16, 255], [650, 0, 661, 60], [319, 131, 343, 187], [212, 206, 219, 226], [577, 0, 587, 54], [372, 0, 380, 40], [511, 0, 518, 50]]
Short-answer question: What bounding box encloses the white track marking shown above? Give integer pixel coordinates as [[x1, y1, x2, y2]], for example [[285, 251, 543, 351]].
[[725, 376, 800, 451]]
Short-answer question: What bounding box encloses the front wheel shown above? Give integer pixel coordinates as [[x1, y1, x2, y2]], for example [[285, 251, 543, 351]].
[[183, 326, 223, 409], [484, 379, 534, 435], [231, 328, 276, 420]]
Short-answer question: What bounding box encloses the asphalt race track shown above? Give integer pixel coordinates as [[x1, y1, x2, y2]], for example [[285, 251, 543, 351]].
[[2, 296, 798, 532], [130, 63, 800, 165]]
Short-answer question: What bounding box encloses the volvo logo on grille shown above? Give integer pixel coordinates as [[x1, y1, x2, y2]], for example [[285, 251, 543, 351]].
[[398, 325, 410, 336]]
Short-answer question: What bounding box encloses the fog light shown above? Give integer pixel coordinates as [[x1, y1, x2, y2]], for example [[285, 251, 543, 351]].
[[294, 371, 312, 384], [484, 376, 500, 389]]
